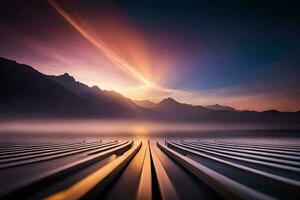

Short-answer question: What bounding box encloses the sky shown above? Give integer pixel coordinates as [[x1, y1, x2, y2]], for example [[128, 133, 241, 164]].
[[0, 0, 300, 111]]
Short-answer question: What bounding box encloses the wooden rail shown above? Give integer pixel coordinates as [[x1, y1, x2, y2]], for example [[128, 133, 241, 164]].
[[157, 141, 273, 200], [150, 143, 178, 200], [45, 141, 142, 200], [136, 141, 152, 200]]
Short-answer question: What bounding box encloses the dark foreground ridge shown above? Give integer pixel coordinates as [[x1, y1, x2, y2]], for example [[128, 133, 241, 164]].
[[0, 138, 300, 199], [0, 57, 150, 119], [0, 57, 300, 125]]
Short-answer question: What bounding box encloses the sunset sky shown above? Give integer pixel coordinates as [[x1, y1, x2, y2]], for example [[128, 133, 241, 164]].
[[0, 0, 300, 111]]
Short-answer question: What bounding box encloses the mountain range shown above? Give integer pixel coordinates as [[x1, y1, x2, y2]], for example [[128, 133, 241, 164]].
[[0, 57, 149, 118], [206, 104, 236, 111], [1, 57, 299, 125]]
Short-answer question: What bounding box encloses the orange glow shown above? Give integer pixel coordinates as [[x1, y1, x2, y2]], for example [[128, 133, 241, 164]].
[[132, 124, 149, 136], [48, 0, 156, 88], [46, 1, 223, 105], [0, 119, 278, 136]]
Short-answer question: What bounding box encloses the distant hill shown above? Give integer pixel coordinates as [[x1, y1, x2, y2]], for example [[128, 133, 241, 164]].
[[206, 104, 236, 111], [146, 98, 300, 124], [201, 109, 300, 125], [153, 98, 211, 120], [134, 100, 156, 108]]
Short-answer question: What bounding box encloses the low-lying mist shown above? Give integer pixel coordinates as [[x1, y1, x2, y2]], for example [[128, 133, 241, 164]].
[[0, 119, 297, 136]]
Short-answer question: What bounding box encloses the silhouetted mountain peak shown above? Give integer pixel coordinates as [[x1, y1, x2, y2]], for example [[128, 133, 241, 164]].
[[206, 104, 236, 111], [91, 85, 102, 92], [52, 74, 103, 94], [159, 97, 181, 106], [262, 109, 280, 114], [154, 97, 212, 120], [56, 73, 76, 83], [49, 72, 147, 115]]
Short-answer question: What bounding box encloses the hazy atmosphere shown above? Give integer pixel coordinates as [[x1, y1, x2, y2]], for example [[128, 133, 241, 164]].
[[1, 0, 300, 111], [1, 1, 300, 200]]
